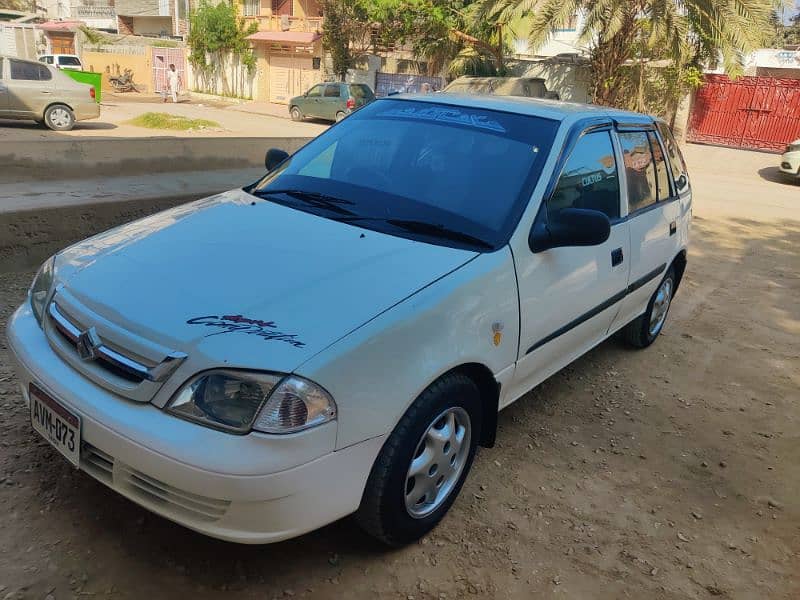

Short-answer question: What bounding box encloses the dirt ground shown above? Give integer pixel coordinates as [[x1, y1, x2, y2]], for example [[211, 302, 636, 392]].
[[0, 144, 797, 599], [0, 93, 327, 141]]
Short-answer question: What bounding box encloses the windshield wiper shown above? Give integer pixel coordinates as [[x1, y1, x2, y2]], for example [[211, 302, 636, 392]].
[[254, 189, 356, 215], [338, 216, 493, 250]]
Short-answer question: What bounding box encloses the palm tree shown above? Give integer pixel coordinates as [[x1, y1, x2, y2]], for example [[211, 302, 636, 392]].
[[479, 0, 775, 106]]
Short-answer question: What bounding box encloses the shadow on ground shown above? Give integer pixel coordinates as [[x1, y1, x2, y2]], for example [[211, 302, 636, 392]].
[[757, 166, 799, 185]]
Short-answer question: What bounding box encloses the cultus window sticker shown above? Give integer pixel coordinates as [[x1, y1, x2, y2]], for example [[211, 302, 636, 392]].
[[187, 315, 305, 348], [379, 105, 507, 133]]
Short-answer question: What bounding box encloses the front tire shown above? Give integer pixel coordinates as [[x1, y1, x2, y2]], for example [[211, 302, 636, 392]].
[[290, 106, 303, 121], [44, 104, 75, 131], [622, 266, 676, 348], [356, 373, 481, 546]]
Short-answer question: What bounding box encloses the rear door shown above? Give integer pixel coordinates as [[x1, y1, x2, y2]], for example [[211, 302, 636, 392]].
[[6, 59, 55, 118], [611, 127, 682, 330], [321, 83, 342, 120]]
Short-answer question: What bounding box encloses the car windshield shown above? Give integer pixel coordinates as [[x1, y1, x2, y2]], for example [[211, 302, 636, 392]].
[[249, 99, 559, 251]]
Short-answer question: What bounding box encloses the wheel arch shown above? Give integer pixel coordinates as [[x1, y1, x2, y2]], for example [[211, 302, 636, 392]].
[[449, 363, 500, 448], [43, 101, 75, 118]]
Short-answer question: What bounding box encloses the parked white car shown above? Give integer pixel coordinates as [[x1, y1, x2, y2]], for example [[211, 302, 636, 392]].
[[7, 95, 691, 546], [779, 139, 800, 181], [39, 54, 83, 71]]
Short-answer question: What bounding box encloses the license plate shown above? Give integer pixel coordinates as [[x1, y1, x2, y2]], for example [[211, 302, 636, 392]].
[[29, 383, 81, 467]]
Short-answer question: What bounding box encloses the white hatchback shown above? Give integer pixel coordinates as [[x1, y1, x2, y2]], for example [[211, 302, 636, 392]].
[[780, 139, 800, 181], [7, 95, 691, 546]]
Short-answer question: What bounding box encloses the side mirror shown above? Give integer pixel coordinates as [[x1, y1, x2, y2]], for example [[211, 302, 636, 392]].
[[265, 148, 289, 172], [529, 208, 611, 253]]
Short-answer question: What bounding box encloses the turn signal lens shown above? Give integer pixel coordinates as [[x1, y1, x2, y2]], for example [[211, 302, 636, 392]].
[[253, 376, 336, 434]]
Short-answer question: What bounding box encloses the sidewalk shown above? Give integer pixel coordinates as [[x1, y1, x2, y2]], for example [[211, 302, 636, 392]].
[[0, 167, 264, 214], [227, 100, 295, 120]]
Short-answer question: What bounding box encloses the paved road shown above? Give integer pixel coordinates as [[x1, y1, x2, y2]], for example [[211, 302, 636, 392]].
[[0, 98, 327, 141]]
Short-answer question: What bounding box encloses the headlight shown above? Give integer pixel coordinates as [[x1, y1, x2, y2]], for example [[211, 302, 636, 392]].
[[167, 370, 336, 434], [29, 256, 55, 327]]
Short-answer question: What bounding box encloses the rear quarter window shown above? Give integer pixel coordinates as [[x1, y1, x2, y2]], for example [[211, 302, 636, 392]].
[[58, 56, 81, 67]]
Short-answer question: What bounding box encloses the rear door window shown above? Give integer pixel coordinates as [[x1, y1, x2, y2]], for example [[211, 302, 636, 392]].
[[618, 131, 657, 214], [10, 60, 52, 81], [324, 84, 341, 98], [548, 130, 620, 220]]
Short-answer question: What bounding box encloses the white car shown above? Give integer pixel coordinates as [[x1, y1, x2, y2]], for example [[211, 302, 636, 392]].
[[7, 95, 691, 546], [39, 54, 83, 70], [779, 139, 800, 181]]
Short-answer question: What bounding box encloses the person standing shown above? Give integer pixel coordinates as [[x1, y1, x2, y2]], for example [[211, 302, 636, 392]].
[[165, 64, 181, 103]]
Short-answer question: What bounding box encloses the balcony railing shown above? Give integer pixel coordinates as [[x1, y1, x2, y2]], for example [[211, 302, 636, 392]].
[[243, 14, 323, 33]]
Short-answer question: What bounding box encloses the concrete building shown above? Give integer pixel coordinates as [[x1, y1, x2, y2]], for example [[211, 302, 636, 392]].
[[115, 0, 190, 39], [240, 0, 324, 103]]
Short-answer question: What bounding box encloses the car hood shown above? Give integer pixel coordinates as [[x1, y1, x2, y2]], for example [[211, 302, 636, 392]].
[[54, 189, 477, 373]]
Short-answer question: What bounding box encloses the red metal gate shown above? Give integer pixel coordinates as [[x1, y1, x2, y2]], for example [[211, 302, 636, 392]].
[[687, 75, 800, 152]]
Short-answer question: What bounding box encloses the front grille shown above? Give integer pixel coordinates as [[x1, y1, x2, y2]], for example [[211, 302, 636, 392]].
[[52, 320, 144, 383], [80, 443, 230, 523], [43, 296, 187, 403]]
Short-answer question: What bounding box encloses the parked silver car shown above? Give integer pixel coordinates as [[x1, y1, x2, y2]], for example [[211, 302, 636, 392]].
[[0, 55, 99, 131]]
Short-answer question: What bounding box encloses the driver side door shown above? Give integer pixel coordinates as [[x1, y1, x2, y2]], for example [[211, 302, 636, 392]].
[[301, 84, 324, 119], [506, 125, 631, 405]]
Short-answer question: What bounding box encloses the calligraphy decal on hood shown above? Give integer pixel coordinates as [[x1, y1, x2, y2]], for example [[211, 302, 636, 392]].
[[187, 315, 305, 348]]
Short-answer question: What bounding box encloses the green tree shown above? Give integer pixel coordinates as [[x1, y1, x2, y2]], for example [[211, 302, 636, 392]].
[[480, 0, 775, 108], [770, 12, 800, 46], [320, 0, 374, 80], [375, 0, 509, 76], [187, 1, 258, 97]]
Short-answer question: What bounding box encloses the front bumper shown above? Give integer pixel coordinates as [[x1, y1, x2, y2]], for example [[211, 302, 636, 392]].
[[779, 151, 800, 177], [6, 304, 385, 543]]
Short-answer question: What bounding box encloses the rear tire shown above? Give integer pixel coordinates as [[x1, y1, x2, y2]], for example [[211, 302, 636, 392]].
[[335, 111, 346, 122], [356, 373, 481, 546], [290, 106, 303, 121], [622, 266, 676, 348], [44, 104, 75, 131]]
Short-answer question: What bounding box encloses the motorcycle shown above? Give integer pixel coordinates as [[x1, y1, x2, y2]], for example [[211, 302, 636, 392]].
[[109, 69, 139, 93]]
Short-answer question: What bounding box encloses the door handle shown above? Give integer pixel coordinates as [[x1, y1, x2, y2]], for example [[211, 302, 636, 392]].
[[41, 91, 52, 94], [611, 247, 624, 266], [669, 221, 677, 236]]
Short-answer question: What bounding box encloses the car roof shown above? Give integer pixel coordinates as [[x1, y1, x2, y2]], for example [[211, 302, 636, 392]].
[[388, 93, 655, 128]]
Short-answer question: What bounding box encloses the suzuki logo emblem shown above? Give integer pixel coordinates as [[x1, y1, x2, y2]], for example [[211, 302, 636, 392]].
[[76, 327, 102, 361]]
